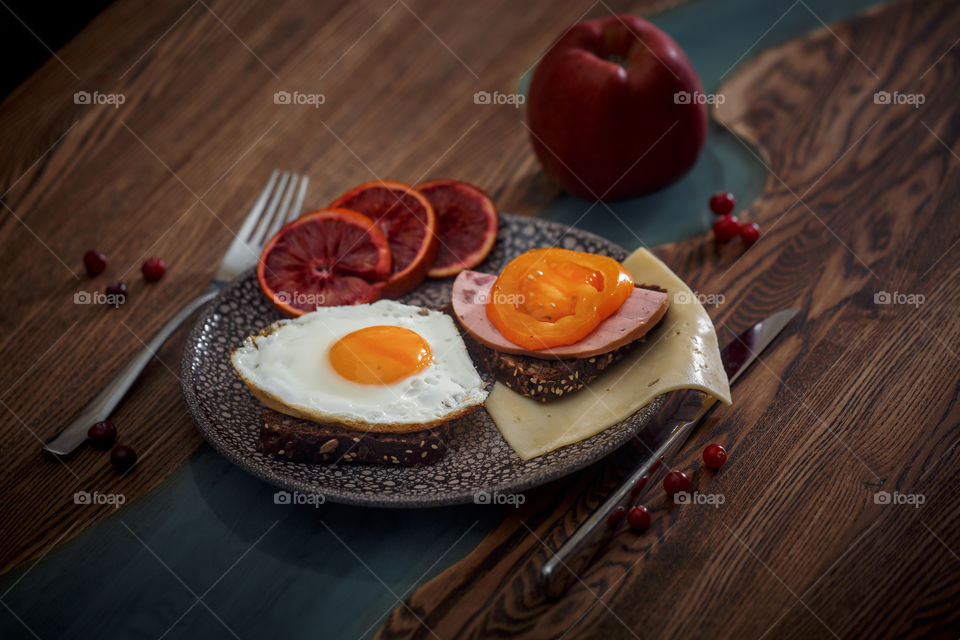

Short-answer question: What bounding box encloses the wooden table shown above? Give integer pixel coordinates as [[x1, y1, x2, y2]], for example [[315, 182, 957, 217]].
[[1, 0, 958, 638]]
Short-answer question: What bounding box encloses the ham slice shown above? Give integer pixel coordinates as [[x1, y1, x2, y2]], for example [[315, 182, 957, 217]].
[[451, 270, 669, 359]]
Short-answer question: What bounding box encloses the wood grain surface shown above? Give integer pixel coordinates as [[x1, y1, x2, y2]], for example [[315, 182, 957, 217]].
[[0, 0, 687, 575], [375, 0, 960, 638]]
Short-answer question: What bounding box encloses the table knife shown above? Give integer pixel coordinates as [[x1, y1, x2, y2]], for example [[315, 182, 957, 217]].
[[540, 307, 800, 598]]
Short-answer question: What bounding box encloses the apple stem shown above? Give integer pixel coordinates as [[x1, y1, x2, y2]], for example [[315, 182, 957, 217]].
[[606, 54, 628, 68]]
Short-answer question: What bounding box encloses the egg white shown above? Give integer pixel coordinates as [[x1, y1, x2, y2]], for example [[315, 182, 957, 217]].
[[231, 300, 488, 430]]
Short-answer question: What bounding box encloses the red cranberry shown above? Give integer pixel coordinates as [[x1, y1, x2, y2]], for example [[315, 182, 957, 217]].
[[713, 215, 740, 243], [631, 474, 650, 497], [87, 420, 117, 449], [739, 222, 761, 246], [607, 506, 627, 527], [83, 251, 107, 277], [110, 445, 137, 473], [703, 444, 727, 469], [627, 505, 651, 531], [663, 470, 691, 496], [141, 257, 166, 282], [106, 282, 127, 305], [709, 192, 735, 216]]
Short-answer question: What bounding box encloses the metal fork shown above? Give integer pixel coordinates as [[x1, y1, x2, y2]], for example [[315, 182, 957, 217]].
[[43, 170, 309, 456]]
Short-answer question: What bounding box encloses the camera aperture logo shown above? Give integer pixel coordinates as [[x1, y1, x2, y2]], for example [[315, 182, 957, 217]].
[[473, 90, 525, 108], [74, 290, 125, 308], [274, 490, 325, 508], [873, 91, 924, 108], [474, 490, 525, 507], [673, 491, 725, 508], [674, 91, 724, 105], [873, 490, 924, 508], [274, 90, 325, 108], [74, 90, 126, 108], [873, 291, 924, 308], [74, 490, 126, 509]]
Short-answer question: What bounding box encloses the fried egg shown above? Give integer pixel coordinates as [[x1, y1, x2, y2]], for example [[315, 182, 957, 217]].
[[231, 300, 488, 432]]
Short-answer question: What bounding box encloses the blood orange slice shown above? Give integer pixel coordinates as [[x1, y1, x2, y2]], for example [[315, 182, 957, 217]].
[[329, 180, 438, 298], [416, 180, 499, 278], [257, 208, 391, 316], [416, 179, 498, 278]]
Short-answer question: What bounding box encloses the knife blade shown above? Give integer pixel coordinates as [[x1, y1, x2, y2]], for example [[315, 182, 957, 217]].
[[540, 307, 800, 598]]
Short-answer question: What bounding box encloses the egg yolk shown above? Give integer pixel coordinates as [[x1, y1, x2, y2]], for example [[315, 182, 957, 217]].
[[328, 325, 433, 385]]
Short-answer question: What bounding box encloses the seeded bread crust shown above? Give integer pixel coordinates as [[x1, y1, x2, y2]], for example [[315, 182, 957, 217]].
[[462, 331, 648, 402], [259, 409, 449, 466]]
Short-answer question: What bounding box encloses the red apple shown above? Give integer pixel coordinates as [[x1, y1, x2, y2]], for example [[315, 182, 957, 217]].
[[526, 15, 707, 201]]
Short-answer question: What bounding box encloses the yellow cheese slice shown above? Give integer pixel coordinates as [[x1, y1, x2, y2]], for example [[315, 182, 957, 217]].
[[484, 248, 732, 460]]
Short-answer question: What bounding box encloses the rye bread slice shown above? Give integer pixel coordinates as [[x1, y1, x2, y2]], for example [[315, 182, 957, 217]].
[[259, 409, 448, 466], [462, 333, 647, 402]]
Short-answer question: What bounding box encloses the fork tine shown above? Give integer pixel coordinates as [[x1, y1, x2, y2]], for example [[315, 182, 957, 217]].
[[290, 176, 309, 221], [236, 170, 279, 243], [251, 172, 290, 245], [264, 174, 301, 240]]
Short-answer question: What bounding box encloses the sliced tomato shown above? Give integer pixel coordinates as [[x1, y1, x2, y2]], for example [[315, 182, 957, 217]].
[[485, 248, 634, 350]]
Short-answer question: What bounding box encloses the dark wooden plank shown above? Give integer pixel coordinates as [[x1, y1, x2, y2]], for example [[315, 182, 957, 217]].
[[0, 0, 683, 574], [376, 0, 960, 637]]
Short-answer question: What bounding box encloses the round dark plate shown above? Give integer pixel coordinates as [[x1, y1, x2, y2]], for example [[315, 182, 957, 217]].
[[180, 214, 663, 507]]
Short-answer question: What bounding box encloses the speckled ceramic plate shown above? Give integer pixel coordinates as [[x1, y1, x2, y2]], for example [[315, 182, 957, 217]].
[[180, 214, 664, 507]]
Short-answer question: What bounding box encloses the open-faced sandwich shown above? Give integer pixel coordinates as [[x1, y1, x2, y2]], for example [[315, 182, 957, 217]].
[[231, 300, 488, 466], [451, 248, 668, 402]]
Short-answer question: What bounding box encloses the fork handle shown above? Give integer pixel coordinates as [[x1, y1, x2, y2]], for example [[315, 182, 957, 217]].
[[43, 285, 221, 456]]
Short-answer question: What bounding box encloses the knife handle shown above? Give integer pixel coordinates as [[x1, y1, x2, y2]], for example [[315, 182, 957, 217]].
[[540, 393, 712, 598]]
